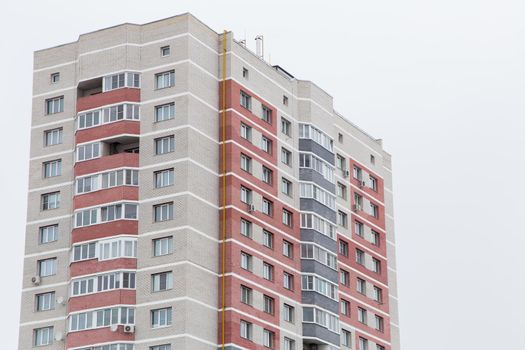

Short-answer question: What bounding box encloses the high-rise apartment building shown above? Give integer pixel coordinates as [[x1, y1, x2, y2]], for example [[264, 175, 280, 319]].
[[19, 13, 400, 350]]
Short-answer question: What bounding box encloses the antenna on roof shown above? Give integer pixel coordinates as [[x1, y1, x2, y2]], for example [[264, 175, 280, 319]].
[[255, 35, 264, 59]]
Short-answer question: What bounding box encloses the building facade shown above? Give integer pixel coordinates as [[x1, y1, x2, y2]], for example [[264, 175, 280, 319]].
[[19, 13, 400, 350]]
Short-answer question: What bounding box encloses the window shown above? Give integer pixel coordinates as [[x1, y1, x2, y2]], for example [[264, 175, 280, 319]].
[[42, 192, 60, 210], [300, 213, 336, 240], [373, 286, 383, 303], [240, 186, 252, 204], [358, 307, 367, 324], [36, 292, 55, 311], [263, 329, 275, 348], [76, 142, 100, 162], [72, 271, 135, 296], [283, 272, 293, 290], [356, 249, 365, 265], [282, 209, 293, 227], [263, 230, 273, 249], [338, 133, 344, 143], [337, 182, 347, 199], [34, 326, 53, 346], [155, 70, 175, 89], [299, 153, 335, 183], [340, 269, 349, 286], [240, 122, 252, 141], [262, 105, 272, 124], [341, 299, 350, 316], [38, 258, 57, 277], [263, 262, 274, 281], [39, 225, 58, 244], [281, 178, 292, 196], [45, 96, 64, 115], [75, 203, 138, 227], [302, 275, 338, 299], [262, 166, 273, 184], [262, 198, 273, 216], [72, 242, 96, 262], [240, 219, 252, 238], [151, 345, 171, 350], [261, 136, 272, 154], [240, 91, 251, 110], [337, 154, 346, 171], [240, 154, 252, 173], [50, 72, 60, 83], [242, 67, 249, 79], [240, 320, 252, 340], [44, 128, 62, 146], [371, 230, 380, 246], [160, 45, 170, 57], [375, 315, 384, 332], [153, 236, 173, 256], [342, 329, 352, 347], [339, 240, 349, 257], [152, 272, 173, 292], [353, 166, 362, 180], [370, 175, 378, 191], [281, 117, 291, 136], [370, 154, 375, 164], [155, 102, 175, 122], [283, 304, 294, 323], [283, 337, 295, 350], [298, 124, 333, 151], [370, 202, 379, 218], [377, 345, 385, 350], [281, 147, 292, 166], [155, 135, 175, 155], [98, 238, 137, 260], [240, 252, 252, 271], [43, 159, 61, 178], [263, 295, 274, 314], [154, 168, 174, 188], [103, 72, 140, 91], [69, 306, 134, 331], [151, 307, 172, 328], [300, 243, 337, 270], [302, 306, 339, 332], [154, 202, 174, 222], [357, 277, 366, 294], [355, 220, 364, 236], [359, 337, 369, 350], [299, 183, 336, 209], [283, 95, 289, 105], [372, 257, 381, 273], [100, 104, 139, 123], [338, 210, 348, 228], [240, 285, 252, 305], [283, 240, 293, 258]]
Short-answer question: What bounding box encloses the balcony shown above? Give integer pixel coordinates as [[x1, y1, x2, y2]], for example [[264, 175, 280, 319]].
[[77, 76, 140, 112], [75, 152, 139, 177]]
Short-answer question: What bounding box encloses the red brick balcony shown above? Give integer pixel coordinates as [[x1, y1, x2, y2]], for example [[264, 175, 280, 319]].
[[76, 88, 140, 112]]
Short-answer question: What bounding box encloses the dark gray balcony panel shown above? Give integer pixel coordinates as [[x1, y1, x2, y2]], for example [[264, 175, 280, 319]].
[[301, 260, 338, 283], [301, 291, 339, 313], [299, 139, 335, 165], [300, 229, 337, 251], [299, 168, 336, 193], [299, 198, 337, 223], [302, 322, 340, 346]]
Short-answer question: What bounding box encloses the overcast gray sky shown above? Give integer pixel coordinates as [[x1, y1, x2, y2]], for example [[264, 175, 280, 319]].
[[1, 1, 524, 349]]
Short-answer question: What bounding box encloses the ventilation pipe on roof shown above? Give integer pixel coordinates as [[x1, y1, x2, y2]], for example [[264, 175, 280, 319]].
[[255, 35, 264, 59]]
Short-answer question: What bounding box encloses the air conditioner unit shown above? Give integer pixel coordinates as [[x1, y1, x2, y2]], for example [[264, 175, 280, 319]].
[[249, 204, 256, 212], [357, 181, 364, 188], [352, 204, 361, 212], [361, 180, 367, 187], [54, 332, 64, 342], [343, 170, 350, 177], [31, 276, 41, 285], [110, 324, 119, 332], [56, 296, 65, 305], [123, 324, 135, 333]]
